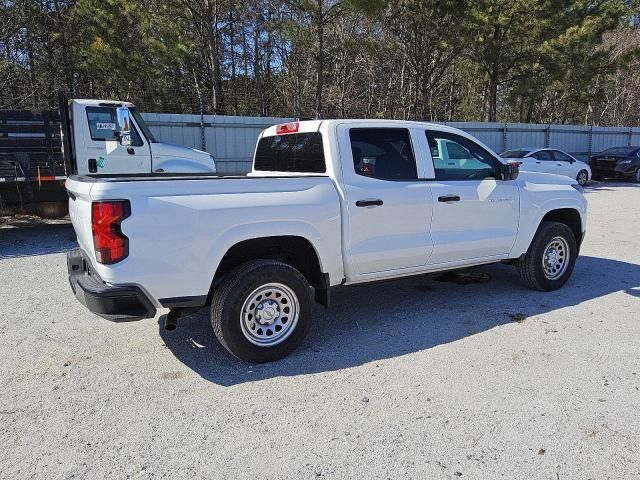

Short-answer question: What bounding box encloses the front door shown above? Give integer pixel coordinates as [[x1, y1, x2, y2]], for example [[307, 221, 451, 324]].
[[425, 130, 519, 265], [551, 150, 576, 178], [337, 125, 434, 279], [531, 150, 556, 174], [82, 105, 152, 175]]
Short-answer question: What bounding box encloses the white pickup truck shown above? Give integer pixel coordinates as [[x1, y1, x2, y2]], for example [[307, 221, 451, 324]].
[[66, 120, 587, 362]]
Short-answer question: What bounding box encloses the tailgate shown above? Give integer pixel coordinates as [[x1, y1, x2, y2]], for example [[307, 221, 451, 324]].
[[66, 177, 95, 259]]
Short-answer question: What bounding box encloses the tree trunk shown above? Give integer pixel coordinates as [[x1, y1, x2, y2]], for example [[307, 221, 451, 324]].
[[206, 0, 225, 114], [254, 9, 265, 116], [315, 0, 324, 119], [229, 2, 238, 115], [485, 69, 498, 122]]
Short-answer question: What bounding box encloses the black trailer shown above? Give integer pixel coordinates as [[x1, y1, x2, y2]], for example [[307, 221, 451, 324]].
[[0, 108, 68, 217]]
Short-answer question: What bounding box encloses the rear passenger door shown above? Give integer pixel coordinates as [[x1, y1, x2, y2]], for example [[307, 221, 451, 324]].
[[337, 125, 434, 279]]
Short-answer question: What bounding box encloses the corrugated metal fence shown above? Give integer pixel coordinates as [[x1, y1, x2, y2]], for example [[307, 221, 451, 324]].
[[141, 113, 292, 175], [445, 122, 640, 162], [141, 113, 640, 175]]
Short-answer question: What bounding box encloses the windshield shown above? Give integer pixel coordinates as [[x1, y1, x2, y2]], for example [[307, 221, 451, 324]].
[[501, 149, 530, 158], [130, 108, 157, 143], [600, 147, 636, 155]]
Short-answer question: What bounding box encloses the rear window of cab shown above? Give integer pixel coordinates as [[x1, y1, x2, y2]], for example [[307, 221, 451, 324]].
[[254, 132, 325, 173]]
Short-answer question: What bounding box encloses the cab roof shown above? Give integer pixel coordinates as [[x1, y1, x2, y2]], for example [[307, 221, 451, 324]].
[[71, 99, 135, 107], [260, 119, 474, 138]]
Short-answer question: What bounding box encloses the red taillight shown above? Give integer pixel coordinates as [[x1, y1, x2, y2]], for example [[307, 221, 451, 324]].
[[92, 200, 130, 264], [275, 122, 299, 135]]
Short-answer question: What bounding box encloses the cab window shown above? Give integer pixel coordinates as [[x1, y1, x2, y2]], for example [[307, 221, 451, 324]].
[[533, 150, 553, 161], [349, 128, 417, 180], [86, 107, 143, 147], [254, 132, 325, 173], [425, 131, 500, 180]]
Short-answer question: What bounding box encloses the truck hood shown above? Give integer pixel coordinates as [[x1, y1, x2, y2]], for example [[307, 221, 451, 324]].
[[150, 142, 216, 173], [516, 170, 576, 186]]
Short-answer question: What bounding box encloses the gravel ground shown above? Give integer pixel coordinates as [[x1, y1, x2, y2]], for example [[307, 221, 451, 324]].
[[1, 183, 639, 480]]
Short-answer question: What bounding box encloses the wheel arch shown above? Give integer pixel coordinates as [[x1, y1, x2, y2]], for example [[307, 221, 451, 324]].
[[510, 201, 586, 259], [540, 208, 583, 250], [207, 235, 329, 307]]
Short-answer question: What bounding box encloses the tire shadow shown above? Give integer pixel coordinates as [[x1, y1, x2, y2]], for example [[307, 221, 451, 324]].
[[159, 255, 640, 386]]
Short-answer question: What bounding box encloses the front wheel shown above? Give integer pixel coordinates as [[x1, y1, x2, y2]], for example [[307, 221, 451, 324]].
[[576, 170, 589, 186], [633, 168, 640, 184], [517, 221, 577, 291], [210, 259, 313, 363]]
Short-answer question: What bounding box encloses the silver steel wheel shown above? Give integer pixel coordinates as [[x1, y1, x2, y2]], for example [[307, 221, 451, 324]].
[[542, 236, 570, 280], [577, 171, 588, 186], [240, 283, 300, 347]]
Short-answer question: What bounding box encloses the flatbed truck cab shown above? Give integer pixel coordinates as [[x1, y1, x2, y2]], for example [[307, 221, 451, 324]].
[[60, 97, 216, 176]]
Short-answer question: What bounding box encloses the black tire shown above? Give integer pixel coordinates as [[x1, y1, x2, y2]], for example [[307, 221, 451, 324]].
[[210, 259, 313, 363], [633, 168, 640, 184], [516, 221, 577, 291], [576, 170, 589, 186]]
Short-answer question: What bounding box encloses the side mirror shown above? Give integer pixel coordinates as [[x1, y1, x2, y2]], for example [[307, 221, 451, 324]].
[[115, 106, 132, 146], [502, 161, 520, 181]]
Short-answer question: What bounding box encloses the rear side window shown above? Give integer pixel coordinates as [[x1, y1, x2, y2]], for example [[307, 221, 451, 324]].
[[86, 107, 143, 146], [349, 128, 417, 180], [254, 132, 325, 173]]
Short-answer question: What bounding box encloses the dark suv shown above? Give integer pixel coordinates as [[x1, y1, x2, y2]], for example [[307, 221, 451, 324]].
[[590, 147, 640, 183]]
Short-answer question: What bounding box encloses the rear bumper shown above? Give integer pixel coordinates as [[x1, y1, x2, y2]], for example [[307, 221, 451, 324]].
[[67, 249, 156, 321]]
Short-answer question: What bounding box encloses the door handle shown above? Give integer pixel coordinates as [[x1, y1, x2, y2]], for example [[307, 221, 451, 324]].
[[127, 147, 135, 155], [536, 161, 541, 164], [438, 195, 461, 203], [356, 199, 383, 207]]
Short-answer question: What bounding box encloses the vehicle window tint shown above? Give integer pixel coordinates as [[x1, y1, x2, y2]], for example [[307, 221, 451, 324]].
[[86, 107, 143, 146], [349, 128, 417, 180], [536, 150, 553, 161], [425, 131, 499, 180], [254, 132, 325, 173], [552, 151, 572, 162]]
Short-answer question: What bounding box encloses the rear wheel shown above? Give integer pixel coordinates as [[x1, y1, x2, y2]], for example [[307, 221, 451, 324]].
[[576, 170, 589, 186], [517, 221, 577, 291], [210, 259, 312, 363], [633, 168, 640, 184]]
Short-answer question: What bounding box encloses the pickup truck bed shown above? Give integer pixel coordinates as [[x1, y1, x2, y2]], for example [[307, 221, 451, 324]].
[[67, 173, 342, 305]]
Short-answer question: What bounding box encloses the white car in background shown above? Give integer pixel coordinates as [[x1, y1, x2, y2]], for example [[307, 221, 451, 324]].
[[500, 148, 591, 186]]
